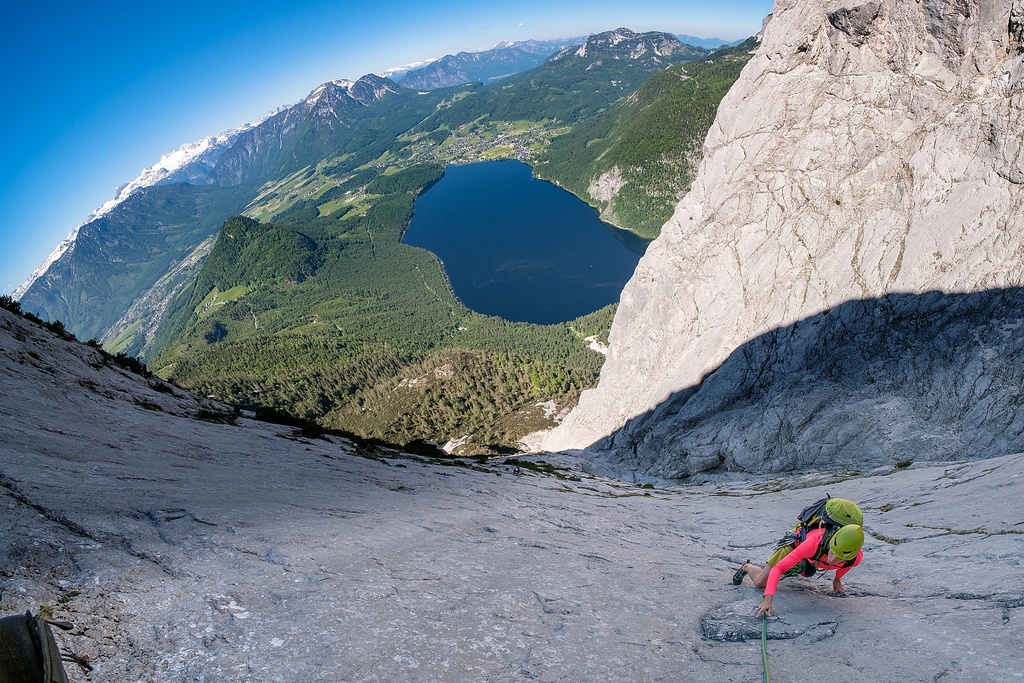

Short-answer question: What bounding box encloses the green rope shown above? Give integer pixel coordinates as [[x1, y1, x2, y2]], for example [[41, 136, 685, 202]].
[[761, 613, 771, 683]]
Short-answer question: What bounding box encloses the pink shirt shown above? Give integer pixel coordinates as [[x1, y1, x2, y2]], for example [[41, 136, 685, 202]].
[[764, 527, 863, 596]]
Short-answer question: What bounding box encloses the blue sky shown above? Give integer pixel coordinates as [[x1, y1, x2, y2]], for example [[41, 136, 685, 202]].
[[0, 0, 772, 294]]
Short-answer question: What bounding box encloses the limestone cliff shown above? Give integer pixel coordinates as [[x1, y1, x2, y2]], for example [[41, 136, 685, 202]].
[[538, 0, 1024, 478]]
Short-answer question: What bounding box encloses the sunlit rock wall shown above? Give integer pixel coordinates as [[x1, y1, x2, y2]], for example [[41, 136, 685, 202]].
[[539, 0, 1024, 478]]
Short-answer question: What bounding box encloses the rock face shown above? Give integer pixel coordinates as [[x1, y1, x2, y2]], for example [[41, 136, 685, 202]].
[[3, 306, 1023, 682], [538, 0, 1024, 478]]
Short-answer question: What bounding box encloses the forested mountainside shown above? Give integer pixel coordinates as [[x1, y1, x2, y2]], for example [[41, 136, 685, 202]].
[[17, 29, 754, 454], [536, 38, 757, 237]]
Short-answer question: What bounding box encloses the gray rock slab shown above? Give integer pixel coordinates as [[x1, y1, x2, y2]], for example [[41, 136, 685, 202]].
[[3, 312, 1024, 682]]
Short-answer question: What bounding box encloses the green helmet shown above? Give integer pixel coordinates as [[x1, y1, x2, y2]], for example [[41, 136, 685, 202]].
[[825, 498, 864, 527], [830, 524, 864, 560]]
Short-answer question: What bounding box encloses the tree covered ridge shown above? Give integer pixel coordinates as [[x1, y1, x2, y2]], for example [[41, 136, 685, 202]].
[[536, 38, 757, 237]]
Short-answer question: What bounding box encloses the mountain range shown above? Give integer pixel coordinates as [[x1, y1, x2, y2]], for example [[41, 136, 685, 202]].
[[15, 31, 738, 302], [16, 30, 718, 339], [13, 28, 746, 454], [394, 37, 584, 89]]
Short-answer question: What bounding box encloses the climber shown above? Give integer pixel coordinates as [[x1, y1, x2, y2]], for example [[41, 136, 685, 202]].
[[732, 497, 865, 617]]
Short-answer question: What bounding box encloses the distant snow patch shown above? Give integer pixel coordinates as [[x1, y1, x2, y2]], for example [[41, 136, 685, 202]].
[[13, 115, 277, 298]]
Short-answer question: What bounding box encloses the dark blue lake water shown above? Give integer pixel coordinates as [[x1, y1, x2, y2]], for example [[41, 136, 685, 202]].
[[403, 160, 646, 324]]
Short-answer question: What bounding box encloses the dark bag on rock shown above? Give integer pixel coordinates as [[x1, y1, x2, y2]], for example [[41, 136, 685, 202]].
[[0, 611, 70, 683]]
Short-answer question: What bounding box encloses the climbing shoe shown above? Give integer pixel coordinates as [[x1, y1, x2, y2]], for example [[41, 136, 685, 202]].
[[732, 562, 749, 585]]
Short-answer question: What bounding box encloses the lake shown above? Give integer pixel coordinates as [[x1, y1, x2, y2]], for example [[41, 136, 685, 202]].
[[403, 160, 646, 325]]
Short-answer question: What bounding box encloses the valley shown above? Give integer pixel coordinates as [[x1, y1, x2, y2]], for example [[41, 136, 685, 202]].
[[17, 30, 753, 455]]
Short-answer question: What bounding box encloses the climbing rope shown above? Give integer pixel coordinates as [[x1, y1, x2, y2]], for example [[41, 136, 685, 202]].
[[760, 613, 771, 683]]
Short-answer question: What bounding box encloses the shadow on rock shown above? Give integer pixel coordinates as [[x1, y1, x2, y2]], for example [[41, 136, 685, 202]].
[[590, 287, 1024, 480]]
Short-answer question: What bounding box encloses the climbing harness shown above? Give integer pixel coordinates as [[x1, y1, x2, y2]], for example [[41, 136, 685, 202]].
[[760, 613, 771, 683]]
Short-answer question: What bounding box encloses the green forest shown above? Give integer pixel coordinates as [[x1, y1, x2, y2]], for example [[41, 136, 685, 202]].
[[153, 165, 617, 453]]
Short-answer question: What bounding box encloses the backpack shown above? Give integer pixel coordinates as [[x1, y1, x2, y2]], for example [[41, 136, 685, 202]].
[[777, 494, 864, 574], [0, 611, 73, 683]]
